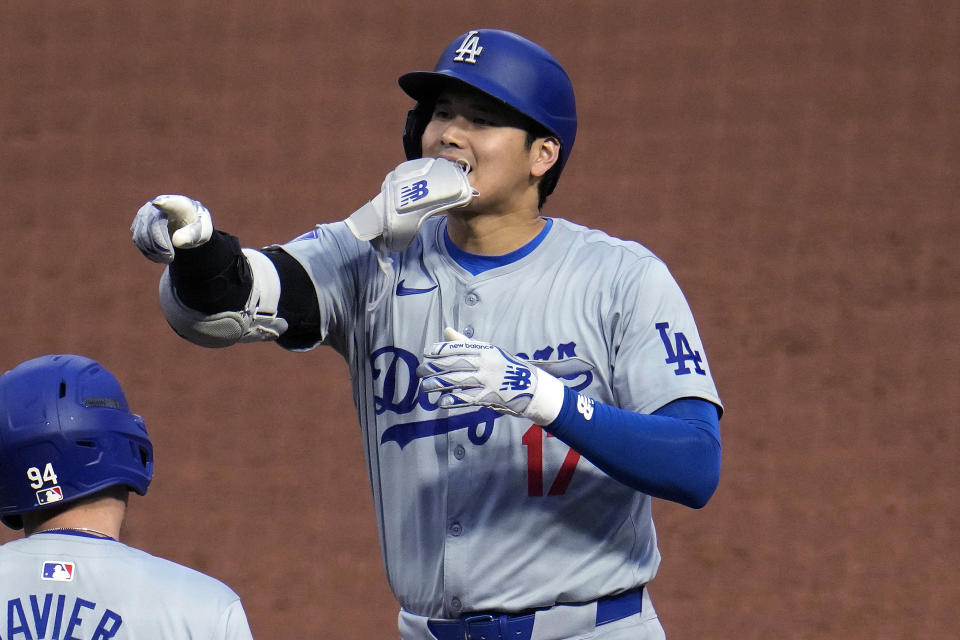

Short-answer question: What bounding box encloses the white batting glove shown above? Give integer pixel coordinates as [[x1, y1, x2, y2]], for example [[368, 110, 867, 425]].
[[417, 328, 568, 425], [345, 158, 476, 253], [131, 194, 214, 263]]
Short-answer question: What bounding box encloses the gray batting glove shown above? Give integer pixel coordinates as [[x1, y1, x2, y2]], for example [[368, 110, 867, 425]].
[[131, 194, 214, 263], [417, 328, 569, 425]]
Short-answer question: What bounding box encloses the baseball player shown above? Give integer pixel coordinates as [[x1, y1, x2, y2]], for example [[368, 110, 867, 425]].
[[0, 354, 255, 639], [131, 29, 722, 640]]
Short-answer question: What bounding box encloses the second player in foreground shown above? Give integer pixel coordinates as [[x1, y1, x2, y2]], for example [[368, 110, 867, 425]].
[[0, 354, 254, 639]]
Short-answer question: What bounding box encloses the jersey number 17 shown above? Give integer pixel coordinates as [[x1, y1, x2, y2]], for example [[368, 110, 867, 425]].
[[522, 425, 580, 497]]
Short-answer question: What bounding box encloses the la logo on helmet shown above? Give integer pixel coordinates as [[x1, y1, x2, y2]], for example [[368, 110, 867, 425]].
[[453, 30, 483, 64]]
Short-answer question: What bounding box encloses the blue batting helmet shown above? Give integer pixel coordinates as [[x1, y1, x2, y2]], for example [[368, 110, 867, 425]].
[[399, 29, 577, 192], [0, 355, 153, 529]]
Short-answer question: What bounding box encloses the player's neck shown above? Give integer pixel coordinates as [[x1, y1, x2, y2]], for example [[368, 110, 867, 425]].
[[24, 494, 126, 539], [446, 210, 545, 256]]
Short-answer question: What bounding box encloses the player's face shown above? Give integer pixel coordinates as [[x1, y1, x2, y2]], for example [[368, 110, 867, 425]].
[[421, 87, 556, 215]]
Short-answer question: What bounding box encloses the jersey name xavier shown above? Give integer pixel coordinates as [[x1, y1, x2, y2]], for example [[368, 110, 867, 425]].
[[0, 534, 252, 639]]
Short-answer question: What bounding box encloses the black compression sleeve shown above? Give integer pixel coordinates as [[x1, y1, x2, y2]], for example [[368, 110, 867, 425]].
[[263, 247, 324, 350], [169, 230, 251, 313]]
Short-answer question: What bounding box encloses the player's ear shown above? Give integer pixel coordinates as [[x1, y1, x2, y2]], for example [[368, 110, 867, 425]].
[[530, 136, 560, 179]]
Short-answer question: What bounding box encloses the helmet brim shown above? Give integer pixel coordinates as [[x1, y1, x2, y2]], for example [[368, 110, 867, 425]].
[[398, 71, 558, 139]]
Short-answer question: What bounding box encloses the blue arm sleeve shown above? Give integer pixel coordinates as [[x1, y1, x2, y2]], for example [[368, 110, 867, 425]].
[[545, 390, 722, 508]]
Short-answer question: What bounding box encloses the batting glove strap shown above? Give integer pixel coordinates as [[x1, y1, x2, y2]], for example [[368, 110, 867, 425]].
[[524, 366, 565, 425]]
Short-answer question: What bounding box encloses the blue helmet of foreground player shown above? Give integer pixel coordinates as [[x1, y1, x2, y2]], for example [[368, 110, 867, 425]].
[[0, 354, 154, 529], [399, 29, 577, 192]]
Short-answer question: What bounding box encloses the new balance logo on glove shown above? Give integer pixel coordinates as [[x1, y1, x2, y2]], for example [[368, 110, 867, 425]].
[[399, 180, 429, 208], [500, 365, 532, 391]]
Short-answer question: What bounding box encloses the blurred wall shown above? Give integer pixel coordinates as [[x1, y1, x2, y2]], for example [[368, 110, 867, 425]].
[[1, 2, 957, 638]]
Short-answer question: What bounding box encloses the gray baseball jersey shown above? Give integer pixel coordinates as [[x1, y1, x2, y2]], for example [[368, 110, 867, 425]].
[[0, 533, 253, 639], [279, 215, 721, 618]]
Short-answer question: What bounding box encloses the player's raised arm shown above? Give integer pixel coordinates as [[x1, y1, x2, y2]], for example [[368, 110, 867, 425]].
[[131, 158, 475, 349], [131, 195, 291, 348]]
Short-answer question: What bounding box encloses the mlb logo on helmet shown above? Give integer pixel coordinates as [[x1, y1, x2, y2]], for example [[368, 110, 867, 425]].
[[42, 561, 75, 582], [36, 486, 64, 505]]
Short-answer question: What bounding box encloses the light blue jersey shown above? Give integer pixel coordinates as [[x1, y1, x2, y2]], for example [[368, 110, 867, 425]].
[[279, 215, 721, 618], [0, 533, 253, 640]]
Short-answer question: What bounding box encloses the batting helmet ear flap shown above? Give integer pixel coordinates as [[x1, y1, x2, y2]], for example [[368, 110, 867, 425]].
[[402, 101, 434, 161]]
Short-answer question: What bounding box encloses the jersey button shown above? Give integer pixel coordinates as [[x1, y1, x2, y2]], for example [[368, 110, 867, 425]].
[[451, 597, 463, 612], [449, 522, 463, 536], [462, 326, 474, 338], [453, 445, 466, 460], [465, 292, 479, 306]]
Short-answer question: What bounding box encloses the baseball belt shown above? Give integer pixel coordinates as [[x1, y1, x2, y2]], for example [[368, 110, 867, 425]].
[[426, 586, 645, 640]]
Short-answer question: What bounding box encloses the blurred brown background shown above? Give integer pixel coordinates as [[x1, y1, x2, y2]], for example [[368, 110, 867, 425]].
[[1, 1, 957, 638]]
